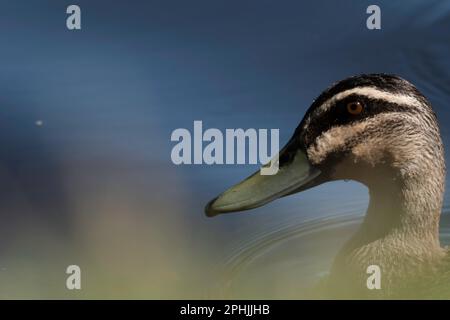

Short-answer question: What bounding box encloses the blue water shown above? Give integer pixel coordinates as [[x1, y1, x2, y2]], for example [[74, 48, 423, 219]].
[[0, 0, 449, 298]]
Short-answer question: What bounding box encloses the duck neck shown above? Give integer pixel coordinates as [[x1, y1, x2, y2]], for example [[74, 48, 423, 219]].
[[343, 164, 445, 256], [365, 177, 441, 247]]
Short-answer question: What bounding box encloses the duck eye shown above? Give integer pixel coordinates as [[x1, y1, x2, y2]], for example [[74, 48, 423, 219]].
[[346, 101, 363, 115]]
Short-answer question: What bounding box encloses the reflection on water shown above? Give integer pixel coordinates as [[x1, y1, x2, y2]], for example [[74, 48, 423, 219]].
[[212, 210, 450, 299], [214, 213, 362, 299]]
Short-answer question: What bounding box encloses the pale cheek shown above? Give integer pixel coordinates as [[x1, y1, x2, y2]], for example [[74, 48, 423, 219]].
[[352, 139, 386, 166], [307, 135, 335, 165], [307, 123, 368, 165]]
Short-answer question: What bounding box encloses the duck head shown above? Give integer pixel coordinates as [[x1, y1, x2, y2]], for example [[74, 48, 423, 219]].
[[205, 74, 444, 220]]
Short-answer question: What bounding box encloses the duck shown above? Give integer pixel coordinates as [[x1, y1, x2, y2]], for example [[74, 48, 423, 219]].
[[205, 74, 450, 299]]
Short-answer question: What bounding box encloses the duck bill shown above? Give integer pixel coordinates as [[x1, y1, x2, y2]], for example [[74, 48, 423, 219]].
[[205, 149, 321, 217]]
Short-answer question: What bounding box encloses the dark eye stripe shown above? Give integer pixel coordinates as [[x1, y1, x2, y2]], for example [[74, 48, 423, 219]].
[[281, 91, 428, 168], [303, 96, 416, 149]]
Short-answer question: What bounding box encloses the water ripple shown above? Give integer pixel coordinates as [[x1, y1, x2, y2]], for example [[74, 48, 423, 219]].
[[210, 209, 450, 298]]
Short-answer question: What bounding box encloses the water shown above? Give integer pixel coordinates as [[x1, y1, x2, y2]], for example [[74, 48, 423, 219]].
[[212, 210, 450, 299], [0, 1, 449, 298], [214, 214, 362, 298]]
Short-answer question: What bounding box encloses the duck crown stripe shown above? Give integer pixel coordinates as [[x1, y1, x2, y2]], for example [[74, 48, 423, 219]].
[[317, 86, 425, 114]]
